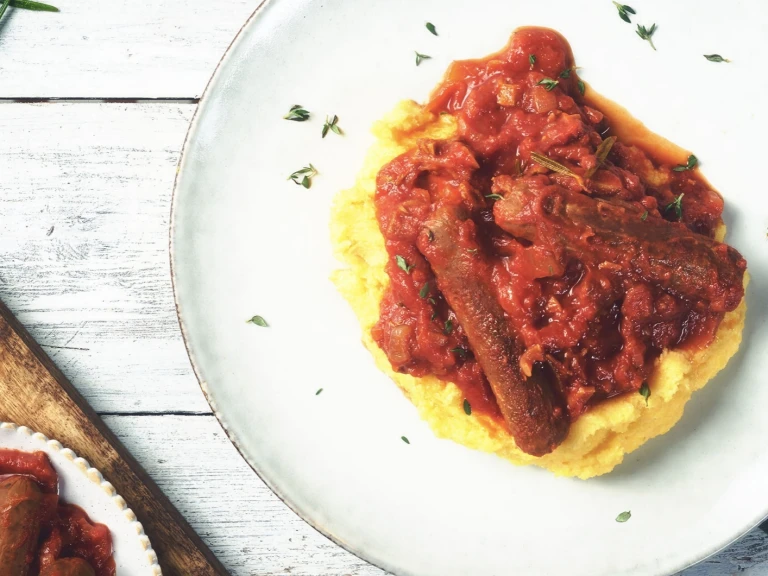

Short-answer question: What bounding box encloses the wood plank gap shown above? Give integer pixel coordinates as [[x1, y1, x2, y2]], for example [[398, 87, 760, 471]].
[[0, 97, 200, 104], [99, 411, 213, 417]]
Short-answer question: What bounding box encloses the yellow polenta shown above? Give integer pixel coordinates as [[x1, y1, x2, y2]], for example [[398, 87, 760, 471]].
[[330, 100, 747, 479]]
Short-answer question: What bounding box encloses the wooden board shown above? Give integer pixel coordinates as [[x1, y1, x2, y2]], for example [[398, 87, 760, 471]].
[[0, 298, 228, 576]]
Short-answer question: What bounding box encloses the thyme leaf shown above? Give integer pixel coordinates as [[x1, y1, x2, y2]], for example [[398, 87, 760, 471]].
[[636, 23, 657, 50], [664, 193, 684, 220], [673, 154, 697, 172], [612, 2, 636, 23], [287, 164, 317, 188], [537, 78, 559, 91], [415, 51, 432, 66], [322, 115, 342, 138], [283, 105, 310, 122], [704, 54, 730, 63]]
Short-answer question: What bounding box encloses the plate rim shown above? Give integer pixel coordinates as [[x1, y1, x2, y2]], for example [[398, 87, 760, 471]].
[[167, 2, 404, 575], [167, 3, 765, 575]]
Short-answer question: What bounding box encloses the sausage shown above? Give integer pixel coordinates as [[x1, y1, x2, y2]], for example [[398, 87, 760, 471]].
[[418, 204, 569, 456], [39, 558, 96, 576], [0, 450, 58, 494], [0, 475, 44, 576], [493, 176, 746, 312]]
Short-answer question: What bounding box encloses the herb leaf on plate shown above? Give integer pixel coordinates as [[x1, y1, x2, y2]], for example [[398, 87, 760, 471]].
[[415, 51, 432, 66], [287, 164, 318, 188], [673, 154, 698, 172], [639, 382, 651, 405], [704, 54, 730, 63], [537, 78, 559, 91], [664, 193, 684, 220], [246, 315, 269, 327], [612, 2, 636, 23], [636, 23, 657, 50], [426, 22, 437, 36], [322, 115, 342, 138], [396, 255, 414, 273], [616, 511, 632, 523], [283, 105, 310, 121]]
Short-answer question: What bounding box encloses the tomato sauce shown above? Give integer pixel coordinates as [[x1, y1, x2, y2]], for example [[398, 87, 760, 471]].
[[371, 28, 746, 422], [0, 449, 116, 576]]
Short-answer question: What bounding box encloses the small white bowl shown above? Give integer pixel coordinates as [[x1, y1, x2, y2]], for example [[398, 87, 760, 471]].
[[0, 422, 161, 575]]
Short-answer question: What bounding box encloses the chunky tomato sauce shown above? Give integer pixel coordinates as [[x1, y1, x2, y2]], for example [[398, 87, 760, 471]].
[[0, 449, 115, 576], [372, 28, 746, 424]]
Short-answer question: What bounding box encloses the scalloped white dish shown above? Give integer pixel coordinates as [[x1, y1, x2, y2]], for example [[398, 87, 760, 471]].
[[171, 1, 768, 575], [0, 422, 161, 576]]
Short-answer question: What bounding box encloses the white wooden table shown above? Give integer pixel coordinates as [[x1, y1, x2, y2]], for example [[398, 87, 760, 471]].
[[0, 2, 766, 574]]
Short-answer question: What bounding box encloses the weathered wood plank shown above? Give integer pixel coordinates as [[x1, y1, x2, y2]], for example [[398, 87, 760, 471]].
[[104, 414, 386, 576], [0, 0, 260, 98], [0, 102, 207, 412]]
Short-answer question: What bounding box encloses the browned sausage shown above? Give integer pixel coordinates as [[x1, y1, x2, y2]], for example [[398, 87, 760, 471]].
[[418, 204, 569, 456], [0, 475, 43, 576], [493, 176, 746, 312], [39, 558, 96, 576]]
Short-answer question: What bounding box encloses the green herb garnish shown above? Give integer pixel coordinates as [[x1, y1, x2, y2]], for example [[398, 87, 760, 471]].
[[704, 54, 730, 63], [0, 0, 11, 21], [640, 210, 649, 221], [636, 23, 657, 50], [673, 154, 698, 172], [559, 68, 572, 79], [401, 436, 410, 444], [612, 2, 636, 24], [664, 193, 684, 220], [585, 136, 617, 179], [428, 297, 437, 306], [463, 399, 472, 415], [529, 54, 536, 69], [396, 255, 414, 273], [322, 115, 342, 138], [451, 347, 468, 359], [415, 51, 432, 66], [537, 78, 559, 92], [444, 319, 453, 335], [485, 194, 504, 201], [316, 388, 323, 395], [283, 105, 310, 122], [9, 0, 59, 10], [246, 315, 269, 327], [577, 80, 586, 96], [426, 22, 437, 36], [639, 382, 650, 405], [616, 511, 632, 523], [287, 164, 317, 188], [419, 283, 430, 298], [530, 152, 584, 188]]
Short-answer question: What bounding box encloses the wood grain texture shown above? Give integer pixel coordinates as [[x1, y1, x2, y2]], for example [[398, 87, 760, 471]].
[[0, 0, 261, 98], [0, 102, 765, 575], [104, 415, 385, 576], [0, 102, 207, 413], [0, 299, 227, 576]]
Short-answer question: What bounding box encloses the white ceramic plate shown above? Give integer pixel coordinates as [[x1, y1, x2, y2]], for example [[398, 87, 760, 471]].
[[0, 423, 161, 575], [171, 1, 768, 574]]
